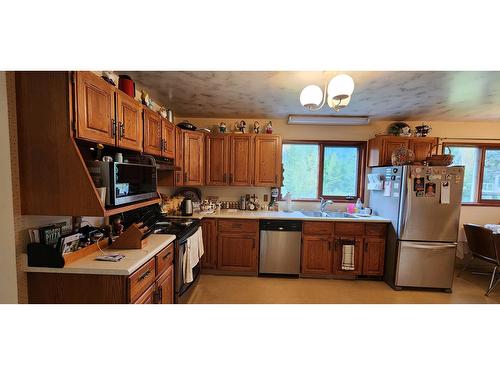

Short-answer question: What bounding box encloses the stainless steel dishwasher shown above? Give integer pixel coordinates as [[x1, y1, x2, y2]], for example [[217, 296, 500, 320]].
[[259, 220, 302, 275]]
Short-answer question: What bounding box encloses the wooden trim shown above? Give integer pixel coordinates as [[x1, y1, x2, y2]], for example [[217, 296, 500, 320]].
[[63, 238, 109, 264], [103, 196, 161, 217]]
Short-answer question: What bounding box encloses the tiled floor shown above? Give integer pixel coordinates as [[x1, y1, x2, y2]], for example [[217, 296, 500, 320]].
[[188, 269, 500, 304]]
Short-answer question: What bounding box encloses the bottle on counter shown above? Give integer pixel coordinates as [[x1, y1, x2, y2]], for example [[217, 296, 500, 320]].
[[355, 198, 363, 213], [240, 196, 246, 210]]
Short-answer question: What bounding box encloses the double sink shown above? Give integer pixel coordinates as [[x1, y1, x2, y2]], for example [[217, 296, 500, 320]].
[[299, 211, 357, 218]]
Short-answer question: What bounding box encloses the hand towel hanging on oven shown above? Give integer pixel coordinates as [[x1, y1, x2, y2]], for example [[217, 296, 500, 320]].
[[341, 242, 355, 271], [182, 227, 205, 283]]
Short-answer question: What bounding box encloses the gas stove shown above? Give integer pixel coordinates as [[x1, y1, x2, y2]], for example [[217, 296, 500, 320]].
[[152, 217, 200, 240]]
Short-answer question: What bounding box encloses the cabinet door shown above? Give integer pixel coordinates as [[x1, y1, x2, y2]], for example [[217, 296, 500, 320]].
[[382, 138, 410, 166], [301, 235, 333, 275], [183, 132, 205, 186], [206, 135, 229, 185], [174, 127, 184, 186], [217, 232, 258, 273], [156, 265, 174, 304], [409, 138, 437, 162], [334, 237, 363, 276], [116, 91, 142, 152], [362, 237, 386, 276], [133, 284, 156, 304], [76, 71, 116, 146], [230, 134, 254, 186], [254, 135, 282, 186], [201, 218, 218, 269], [162, 119, 175, 159], [143, 108, 163, 156]]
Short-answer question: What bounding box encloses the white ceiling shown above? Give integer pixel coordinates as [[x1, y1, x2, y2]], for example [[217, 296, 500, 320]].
[[120, 71, 500, 120]]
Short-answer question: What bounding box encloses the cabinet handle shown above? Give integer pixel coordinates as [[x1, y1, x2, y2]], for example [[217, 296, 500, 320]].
[[184, 172, 188, 183], [364, 242, 368, 252], [111, 119, 116, 137], [119, 122, 125, 139], [229, 173, 233, 184], [138, 270, 151, 282], [176, 172, 180, 183], [162, 251, 172, 260], [223, 173, 227, 184], [158, 286, 163, 303]]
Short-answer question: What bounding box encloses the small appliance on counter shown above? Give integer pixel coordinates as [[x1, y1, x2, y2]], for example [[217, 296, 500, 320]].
[[180, 198, 193, 216]]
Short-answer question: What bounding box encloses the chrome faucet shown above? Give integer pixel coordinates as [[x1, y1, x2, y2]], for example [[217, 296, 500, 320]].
[[319, 197, 333, 213]]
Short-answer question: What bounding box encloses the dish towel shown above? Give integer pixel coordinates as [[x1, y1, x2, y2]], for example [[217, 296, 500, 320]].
[[182, 227, 205, 283], [342, 244, 355, 271]]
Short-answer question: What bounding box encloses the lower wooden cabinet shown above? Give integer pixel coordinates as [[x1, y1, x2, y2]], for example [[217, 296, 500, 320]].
[[134, 284, 156, 304], [201, 218, 217, 269], [362, 237, 386, 275], [301, 236, 333, 275], [217, 232, 258, 273], [333, 237, 364, 276], [155, 265, 174, 304]]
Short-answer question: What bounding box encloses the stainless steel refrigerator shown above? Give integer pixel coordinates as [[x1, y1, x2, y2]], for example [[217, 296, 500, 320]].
[[368, 165, 464, 291]]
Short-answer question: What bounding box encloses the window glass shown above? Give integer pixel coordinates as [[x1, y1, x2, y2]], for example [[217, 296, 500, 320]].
[[281, 144, 319, 199], [481, 149, 500, 200], [322, 146, 359, 197], [448, 146, 481, 203]]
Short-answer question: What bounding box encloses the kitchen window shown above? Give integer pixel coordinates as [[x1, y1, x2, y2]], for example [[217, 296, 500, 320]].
[[281, 141, 365, 201], [446, 143, 500, 205]]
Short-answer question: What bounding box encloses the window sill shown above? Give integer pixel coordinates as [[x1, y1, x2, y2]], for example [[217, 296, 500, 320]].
[[461, 202, 500, 207]]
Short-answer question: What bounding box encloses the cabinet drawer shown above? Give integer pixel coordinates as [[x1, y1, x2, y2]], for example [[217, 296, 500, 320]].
[[335, 222, 364, 236], [303, 221, 334, 236], [156, 242, 174, 276], [218, 219, 258, 233], [365, 223, 387, 237], [129, 258, 156, 303]]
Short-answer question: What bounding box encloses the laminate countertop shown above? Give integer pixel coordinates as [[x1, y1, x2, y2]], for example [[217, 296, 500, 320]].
[[168, 210, 390, 223], [23, 234, 176, 276]]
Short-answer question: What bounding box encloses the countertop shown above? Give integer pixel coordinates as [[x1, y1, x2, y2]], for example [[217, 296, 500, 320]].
[[23, 234, 176, 276], [169, 210, 390, 223]]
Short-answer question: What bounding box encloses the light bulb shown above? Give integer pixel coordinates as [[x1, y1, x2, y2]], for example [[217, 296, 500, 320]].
[[327, 74, 355, 100], [300, 84, 323, 110]]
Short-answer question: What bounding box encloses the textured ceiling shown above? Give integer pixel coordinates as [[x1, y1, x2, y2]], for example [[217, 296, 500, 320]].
[[119, 71, 500, 120]]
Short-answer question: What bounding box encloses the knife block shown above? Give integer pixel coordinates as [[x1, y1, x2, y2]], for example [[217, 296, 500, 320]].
[[109, 223, 148, 249]]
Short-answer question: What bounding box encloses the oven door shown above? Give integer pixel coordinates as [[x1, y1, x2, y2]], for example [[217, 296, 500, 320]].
[[175, 239, 201, 303], [111, 162, 157, 206]]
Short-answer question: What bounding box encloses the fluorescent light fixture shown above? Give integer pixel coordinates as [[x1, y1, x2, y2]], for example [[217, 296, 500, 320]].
[[288, 115, 370, 126]]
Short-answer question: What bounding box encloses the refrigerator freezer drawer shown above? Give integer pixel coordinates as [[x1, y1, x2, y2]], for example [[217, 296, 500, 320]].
[[395, 241, 457, 289]]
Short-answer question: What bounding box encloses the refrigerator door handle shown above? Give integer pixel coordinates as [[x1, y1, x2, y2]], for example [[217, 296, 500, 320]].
[[397, 166, 410, 237], [407, 243, 457, 250]]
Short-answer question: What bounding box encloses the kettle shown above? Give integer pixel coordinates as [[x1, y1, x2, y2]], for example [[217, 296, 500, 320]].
[[181, 198, 193, 216]]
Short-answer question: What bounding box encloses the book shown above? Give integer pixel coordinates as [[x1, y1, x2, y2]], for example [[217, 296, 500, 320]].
[[39, 224, 63, 247]]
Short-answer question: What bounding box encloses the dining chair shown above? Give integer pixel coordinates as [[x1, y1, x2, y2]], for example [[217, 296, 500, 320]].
[[461, 224, 500, 296]]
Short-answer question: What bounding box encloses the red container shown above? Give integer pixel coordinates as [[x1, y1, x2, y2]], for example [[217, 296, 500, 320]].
[[118, 75, 135, 98]]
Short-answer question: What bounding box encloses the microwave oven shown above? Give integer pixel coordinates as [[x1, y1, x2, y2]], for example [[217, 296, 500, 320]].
[[87, 161, 158, 206]]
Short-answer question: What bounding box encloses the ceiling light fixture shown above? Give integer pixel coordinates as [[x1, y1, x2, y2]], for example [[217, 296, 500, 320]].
[[288, 115, 370, 126], [299, 74, 355, 112]]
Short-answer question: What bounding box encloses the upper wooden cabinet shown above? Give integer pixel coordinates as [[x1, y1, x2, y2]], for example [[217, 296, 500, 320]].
[[205, 134, 230, 185], [116, 91, 143, 152], [230, 134, 254, 186], [368, 135, 438, 167], [162, 119, 175, 159], [143, 108, 163, 157], [183, 131, 205, 186], [174, 127, 184, 186], [254, 135, 282, 186], [75, 71, 116, 146]]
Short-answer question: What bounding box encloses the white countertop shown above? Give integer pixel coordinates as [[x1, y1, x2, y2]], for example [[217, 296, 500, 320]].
[[169, 210, 390, 223], [24, 234, 176, 276]]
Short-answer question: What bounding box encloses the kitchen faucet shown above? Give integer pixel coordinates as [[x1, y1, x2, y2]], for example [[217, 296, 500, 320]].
[[319, 197, 333, 213]]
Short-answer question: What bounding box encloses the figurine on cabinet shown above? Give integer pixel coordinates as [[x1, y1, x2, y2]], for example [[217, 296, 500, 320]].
[[219, 121, 227, 133], [265, 121, 273, 134], [158, 107, 168, 119], [238, 120, 246, 133], [253, 121, 260, 134], [141, 90, 153, 108]]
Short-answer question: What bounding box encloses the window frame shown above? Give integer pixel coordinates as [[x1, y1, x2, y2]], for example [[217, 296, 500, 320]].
[[443, 142, 500, 206], [282, 140, 366, 202]]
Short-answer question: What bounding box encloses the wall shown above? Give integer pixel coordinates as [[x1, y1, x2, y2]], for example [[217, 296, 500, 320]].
[[0, 72, 18, 303]]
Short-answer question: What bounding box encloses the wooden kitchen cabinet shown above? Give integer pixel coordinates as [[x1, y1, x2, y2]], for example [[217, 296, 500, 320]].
[[201, 218, 218, 269], [162, 118, 175, 159], [75, 71, 116, 146], [155, 265, 174, 304], [254, 135, 282, 186], [116, 90, 143, 152], [301, 236, 333, 275], [133, 284, 156, 304], [216, 219, 258, 274], [183, 131, 205, 186], [367, 135, 438, 167], [362, 237, 386, 276], [230, 134, 254, 186], [205, 134, 230, 185], [143, 108, 163, 156]]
